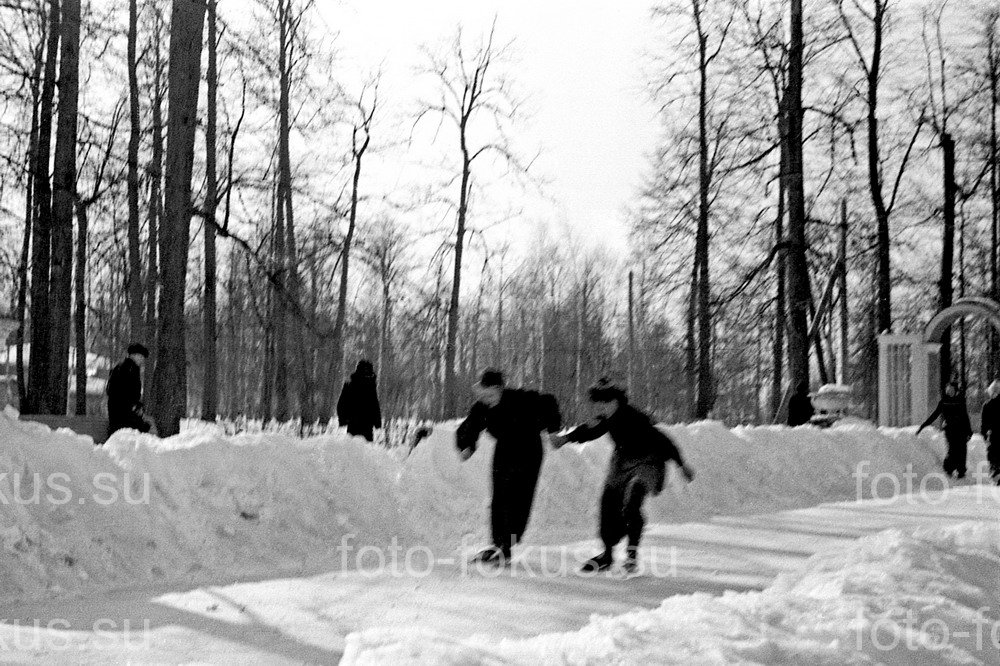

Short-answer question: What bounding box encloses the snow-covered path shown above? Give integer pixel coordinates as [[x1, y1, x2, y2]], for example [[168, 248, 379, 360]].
[[3, 485, 997, 664]]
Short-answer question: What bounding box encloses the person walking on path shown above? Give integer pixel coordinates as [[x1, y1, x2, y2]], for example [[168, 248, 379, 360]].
[[337, 359, 383, 442], [552, 379, 694, 573], [918, 379, 972, 479], [106, 343, 152, 436], [456, 369, 561, 565], [980, 380, 1000, 483]]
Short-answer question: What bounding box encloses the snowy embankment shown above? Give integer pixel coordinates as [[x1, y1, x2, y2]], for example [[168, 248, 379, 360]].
[[343, 523, 1000, 664], [0, 406, 988, 604]]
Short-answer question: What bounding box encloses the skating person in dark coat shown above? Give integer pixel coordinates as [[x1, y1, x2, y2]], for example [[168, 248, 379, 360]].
[[918, 379, 972, 478], [106, 343, 152, 436], [787, 382, 814, 427], [456, 369, 562, 565], [337, 359, 382, 442], [980, 380, 1000, 483], [552, 379, 694, 573]]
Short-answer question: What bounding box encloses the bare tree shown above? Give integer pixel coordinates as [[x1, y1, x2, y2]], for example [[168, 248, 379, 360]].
[[153, 0, 207, 437], [329, 77, 379, 423], [415, 22, 532, 417], [25, 0, 59, 413], [45, 0, 80, 414]]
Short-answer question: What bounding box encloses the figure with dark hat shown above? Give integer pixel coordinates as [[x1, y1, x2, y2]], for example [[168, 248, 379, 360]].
[[787, 382, 814, 427], [337, 359, 383, 442], [981, 381, 1000, 483], [552, 378, 694, 573], [918, 378, 972, 478], [456, 369, 562, 565], [106, 343, 152, 436]]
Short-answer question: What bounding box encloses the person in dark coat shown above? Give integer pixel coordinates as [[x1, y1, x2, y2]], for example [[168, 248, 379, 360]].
[[787, 382, 814, 427], [106, 343, 152, 436], [337, 360, 382, 442], [980, 380, 1000, 483], [918, 379, 972, 478], [456, 369, 562, 565], [552, 379, 694, 572]]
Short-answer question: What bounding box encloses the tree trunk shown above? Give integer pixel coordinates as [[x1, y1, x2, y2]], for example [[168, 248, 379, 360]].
[[145, 13, 164, 401], [47, 0, 81, 415], [785, 0, 812, 395], [26, 0, 61, 414], [991, 17, 999, 380], [74, 200, 87, 415], [153, 0, 208, 437], [444, 151, 470, 418], [839, 199, 850, 384], [940, 132, 955, 385], [127, 0, 143, 339], [693, 0, 714, 419], [202, 0, 218, 421], [771, 102, 787, 421], [16, 33, 45, 407]]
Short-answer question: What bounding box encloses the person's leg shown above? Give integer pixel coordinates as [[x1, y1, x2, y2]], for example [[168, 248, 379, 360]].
[[508, 456, 542, 548], [623, 473, 652, 552], [582, 480, 624, 571], [954, 436, 968, 478], [490, 463, 514, 557], [989, 436, 1000, 479]]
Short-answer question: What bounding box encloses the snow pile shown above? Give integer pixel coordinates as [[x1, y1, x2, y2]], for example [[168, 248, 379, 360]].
[[0, 409, 408, 601], [0, 407, 987, 601], [342, 522, 1000, 664]]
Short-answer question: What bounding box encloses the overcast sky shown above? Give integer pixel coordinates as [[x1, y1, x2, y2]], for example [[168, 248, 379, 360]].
[[317, 1, 661, 254]]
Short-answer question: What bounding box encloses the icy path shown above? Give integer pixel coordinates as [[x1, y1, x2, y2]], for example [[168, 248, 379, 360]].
[[2, 485, 997, 664]]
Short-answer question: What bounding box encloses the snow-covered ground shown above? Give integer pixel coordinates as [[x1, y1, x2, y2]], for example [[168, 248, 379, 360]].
[[1, 407, 998, 663]]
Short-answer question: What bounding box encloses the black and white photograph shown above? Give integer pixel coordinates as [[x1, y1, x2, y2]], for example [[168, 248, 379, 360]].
[[1, 0, 999, 662]]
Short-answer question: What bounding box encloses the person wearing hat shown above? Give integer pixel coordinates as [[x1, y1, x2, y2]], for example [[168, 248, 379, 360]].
[[980, 380, 1000, 483], [337, 359, 383, 442], [551, 378, 694, 573], [787, 381, 814, 427], [456, 369, 562, 565], [106, 343, 152, 436], [917, 378, 972, 478]]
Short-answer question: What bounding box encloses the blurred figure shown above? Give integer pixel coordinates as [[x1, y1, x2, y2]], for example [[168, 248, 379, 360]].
[[918, 379, 972, 479], [456, 369, 562, 565], [980, 380, 1000, 483], [552, 378, 694, 573], [337, 359, 382, 442], [106, 343, 152, 436], [787, 382, 814, 427]]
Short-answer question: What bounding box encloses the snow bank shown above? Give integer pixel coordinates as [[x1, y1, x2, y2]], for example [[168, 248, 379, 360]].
[[342, 522, 1000, 664], [0, 407, 987, 601]]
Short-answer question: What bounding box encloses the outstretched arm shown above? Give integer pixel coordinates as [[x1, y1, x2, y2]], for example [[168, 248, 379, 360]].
[[456, 402, 487, 457], [917, 401, 943, 434]]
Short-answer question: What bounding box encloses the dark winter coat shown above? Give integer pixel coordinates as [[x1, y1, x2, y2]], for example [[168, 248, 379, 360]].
[[981, 396, 1000, 442], [787, 391, 814, 427], [564, 403, 685, 494], [106, 358, 149, 434], [337, 371, 382, 441], [920, 394, 972, 440], [456, 389, 562, 467]]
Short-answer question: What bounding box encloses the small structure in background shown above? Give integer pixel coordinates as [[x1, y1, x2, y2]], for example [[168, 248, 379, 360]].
[[878, 297, 1000, 427], [0, 313, 16, 407], [810, 384, 852, 428]]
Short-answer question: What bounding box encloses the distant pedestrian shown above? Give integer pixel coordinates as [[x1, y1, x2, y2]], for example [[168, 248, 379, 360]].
[[106, 343, 152, 436], [918, 379, 972, 479], [552, 379, 694, 573], [787, 382, 814, 427], [456, 369, 562, 565], [337, 359, 382, 442], [980, 380, 1000, 483]]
